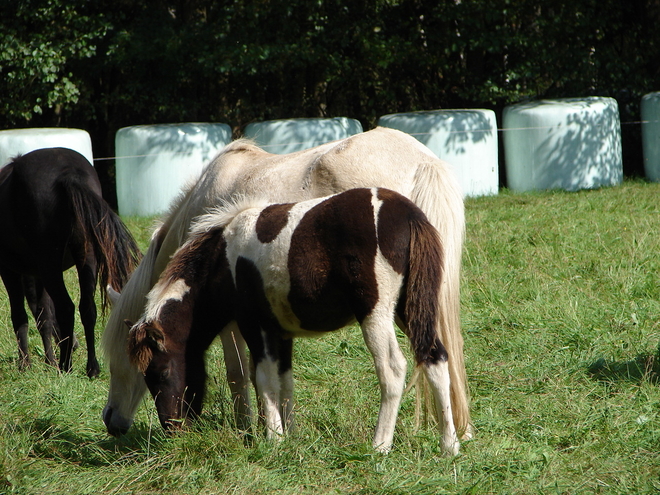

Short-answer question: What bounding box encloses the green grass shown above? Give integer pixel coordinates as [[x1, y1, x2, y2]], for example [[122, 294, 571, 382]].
[[1, 181, 660, 494]]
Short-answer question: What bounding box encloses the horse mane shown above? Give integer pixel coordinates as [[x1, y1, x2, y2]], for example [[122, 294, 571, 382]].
[[144, 220, 230, 323], [101, 223, 168, 358], [190, 193, 272, 239], [102, 141, 262, 363]]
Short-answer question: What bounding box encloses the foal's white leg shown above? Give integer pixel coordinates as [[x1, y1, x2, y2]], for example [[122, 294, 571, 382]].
[[360, 314, 407, 454], [424, 361, 460, 456], [280, 369, 296, 433], [255, 358, 284, 440], [219, 322, 252, 430]]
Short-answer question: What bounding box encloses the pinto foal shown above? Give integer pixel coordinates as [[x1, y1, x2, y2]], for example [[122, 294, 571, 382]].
[[127, 187, 460, 455]]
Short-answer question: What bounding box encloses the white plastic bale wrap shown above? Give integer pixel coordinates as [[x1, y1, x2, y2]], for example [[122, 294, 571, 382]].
[[115, 123, 232, 217], [503, 97, 622, 192], [378, 109, 499, 197], [243, 117, 363, 154], [0, 128, 93, 168], [641, 92, 660, 182]]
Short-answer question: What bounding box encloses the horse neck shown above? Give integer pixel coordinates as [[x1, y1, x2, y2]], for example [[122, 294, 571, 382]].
[[151, 228, 235, 349]]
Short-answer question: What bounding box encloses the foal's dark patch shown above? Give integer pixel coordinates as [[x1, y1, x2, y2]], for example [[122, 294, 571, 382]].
[[376, 188, 428, 275], [256, 203, 294, 243], [234, 256, 293, 371], [287, 188, 379, 328]]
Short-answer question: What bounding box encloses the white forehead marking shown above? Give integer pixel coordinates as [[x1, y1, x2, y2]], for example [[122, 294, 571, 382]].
[[146, 277, 191, 320]]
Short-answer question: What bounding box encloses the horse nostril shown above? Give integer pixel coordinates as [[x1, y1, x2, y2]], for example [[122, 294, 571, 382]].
[[102, 406, 113, 428], [103, 406, 130, 437], [162, 417, 184, 432]]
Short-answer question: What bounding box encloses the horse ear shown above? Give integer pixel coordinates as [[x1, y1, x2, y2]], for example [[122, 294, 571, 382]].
[[146, 325, 167, 353], [127, 323, 153, 375], [107, 285, 121, 306]]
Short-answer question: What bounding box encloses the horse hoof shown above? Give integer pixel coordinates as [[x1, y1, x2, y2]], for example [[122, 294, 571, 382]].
[[442, 439, 460, 457], [58, 362, 73, 374], [373, 443, 392, 454], [87, 362, 100, 378], [460, 424, 474, 441]]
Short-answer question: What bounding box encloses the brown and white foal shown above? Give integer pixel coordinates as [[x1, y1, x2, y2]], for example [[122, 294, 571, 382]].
[[127, 187, 460, 455]]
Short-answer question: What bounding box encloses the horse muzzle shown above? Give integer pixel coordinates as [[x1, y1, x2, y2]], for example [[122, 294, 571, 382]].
[[103, 405, 133, 437]]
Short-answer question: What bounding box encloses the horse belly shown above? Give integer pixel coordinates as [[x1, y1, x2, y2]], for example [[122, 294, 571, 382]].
[[277, 286, 356, 335]]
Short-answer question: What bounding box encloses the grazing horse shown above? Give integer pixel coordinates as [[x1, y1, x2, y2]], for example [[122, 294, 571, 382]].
[[127, 188, 460, 455], [101, 127, 470, 441], [0, 148, 141, 377]]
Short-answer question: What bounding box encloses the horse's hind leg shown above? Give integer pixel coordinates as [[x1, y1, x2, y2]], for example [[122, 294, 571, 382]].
[[219, 322, 252, 430], [41, 271, 76, 374], [1, 270, 31, 370], [422, 361, 460, 456], [360, 314, 407, 454], [24, 278, 58, 368], [76, 253, 100, 378]]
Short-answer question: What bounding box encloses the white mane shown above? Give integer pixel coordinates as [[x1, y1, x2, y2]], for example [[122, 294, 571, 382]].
[[190, 194, 271, 237]]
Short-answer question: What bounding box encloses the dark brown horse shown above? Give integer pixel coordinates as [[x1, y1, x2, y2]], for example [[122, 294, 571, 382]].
[[127, 187, 461, 455], [0, 147, 141, 377]]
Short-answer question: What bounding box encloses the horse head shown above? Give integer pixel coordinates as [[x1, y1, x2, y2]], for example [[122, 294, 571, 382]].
[[126, 318, 195, 431]]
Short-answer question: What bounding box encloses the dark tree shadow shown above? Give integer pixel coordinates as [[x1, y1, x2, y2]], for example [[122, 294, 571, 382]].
[[243, 117, 363, 154], [587, 347, 660, 384], [115, 123, 232, 214], [379, 110, 495, 156], [505, 98, 622, 191], [122, 123, 232, 166]]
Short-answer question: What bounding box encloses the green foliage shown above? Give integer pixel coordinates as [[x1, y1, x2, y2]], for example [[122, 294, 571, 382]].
[[1, 0, 658, 131], [1, 182, 660, 493], [0, 0, 109, 124]]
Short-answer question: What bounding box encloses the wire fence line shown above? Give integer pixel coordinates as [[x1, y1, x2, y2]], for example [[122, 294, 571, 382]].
[[91, 119, 657, 163]]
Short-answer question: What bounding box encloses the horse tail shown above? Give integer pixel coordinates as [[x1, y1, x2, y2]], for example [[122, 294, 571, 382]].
[[408, 160, 471, 440], [67, 183, 142, 311]]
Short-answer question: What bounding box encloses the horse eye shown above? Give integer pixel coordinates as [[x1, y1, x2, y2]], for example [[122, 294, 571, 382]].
[[159, 369, 170, 381]]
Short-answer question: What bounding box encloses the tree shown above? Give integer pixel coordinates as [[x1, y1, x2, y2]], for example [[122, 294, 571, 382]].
[[0, 0, 109, 125]]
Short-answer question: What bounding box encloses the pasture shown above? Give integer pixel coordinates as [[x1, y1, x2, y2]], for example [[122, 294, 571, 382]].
[[0, 180, 659, 494]]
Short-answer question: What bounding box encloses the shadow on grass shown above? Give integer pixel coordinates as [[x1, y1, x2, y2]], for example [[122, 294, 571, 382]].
[[22, 413, 256, 469], [23, 417, 168, 468], [587, 347, 660, 384]]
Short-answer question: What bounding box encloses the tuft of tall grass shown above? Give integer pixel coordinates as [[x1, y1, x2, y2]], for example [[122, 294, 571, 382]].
[[0, 181, 659, 493]]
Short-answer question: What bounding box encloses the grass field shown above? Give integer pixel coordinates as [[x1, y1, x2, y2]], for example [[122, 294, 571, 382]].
[[1, 181, 659, 494]]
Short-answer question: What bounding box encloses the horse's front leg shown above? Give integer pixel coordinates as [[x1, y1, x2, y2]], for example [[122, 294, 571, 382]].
[[219, 321, 252, 430], [279, 338, 296, 434], [76, 254, 100, 378], [254, 355, 285, 440]]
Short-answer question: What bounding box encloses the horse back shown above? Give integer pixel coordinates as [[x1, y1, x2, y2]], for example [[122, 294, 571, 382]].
[[0, 148, 101, 272], [227, 187, 424, 337], [5, 148, 100, 226]]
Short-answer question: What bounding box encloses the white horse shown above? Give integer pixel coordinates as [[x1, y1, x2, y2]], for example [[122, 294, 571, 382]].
[[101, 127, 470, 440]]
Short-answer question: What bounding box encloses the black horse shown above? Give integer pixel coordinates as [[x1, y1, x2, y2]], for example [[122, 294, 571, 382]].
[[0, 147, 141, 377]]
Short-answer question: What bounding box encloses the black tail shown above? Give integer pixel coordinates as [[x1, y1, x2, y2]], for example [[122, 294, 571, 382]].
[[68, 182, 142, 310]]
